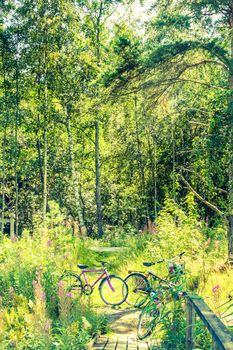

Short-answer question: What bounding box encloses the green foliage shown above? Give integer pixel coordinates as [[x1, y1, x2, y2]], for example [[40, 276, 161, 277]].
[[0, 230, 108, 349]]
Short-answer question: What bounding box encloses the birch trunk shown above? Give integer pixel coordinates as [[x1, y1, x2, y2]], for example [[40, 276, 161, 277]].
[[95, 120, 103, 238], [66, 113, 86, 235]]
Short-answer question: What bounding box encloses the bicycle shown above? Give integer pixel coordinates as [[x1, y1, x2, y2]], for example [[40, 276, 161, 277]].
[[137, 272, 185, 340], [59, 260, 128, 306], [125, 252, 185, 307]]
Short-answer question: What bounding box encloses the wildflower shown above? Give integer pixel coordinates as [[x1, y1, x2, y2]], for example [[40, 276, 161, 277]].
[[212, 284, 221, 293], [9, 287, 14, 295], [66, 292, 73, 298], [178, 292, 183, 297], [47, 239, 53, 247], [40, 291, 46, 301], [58, 280, 64, 288], [44, 319, 51, 333], [214, 240, 220, 250], [204, 238, 211, 250], [11, 235, 17, 243]]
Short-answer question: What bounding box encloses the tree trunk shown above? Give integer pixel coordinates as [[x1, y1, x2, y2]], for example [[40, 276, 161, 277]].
[[1, 125, 7, 236], [227, 2, 233, 262], [14, 62, 19, 237], [66, 113, 86, 236], [42, 49, 48, 233], [135, 99, 149, 224], [95, 119, 103, 238], [43, 123, 48, 231], [94, 1, 104, 239], [153, 136, 158, 220], [1, 46, 8, 236], [172, 119, 176, 202]]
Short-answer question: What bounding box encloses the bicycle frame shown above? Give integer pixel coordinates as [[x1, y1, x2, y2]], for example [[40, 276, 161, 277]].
[[79, 268, 115, 291]]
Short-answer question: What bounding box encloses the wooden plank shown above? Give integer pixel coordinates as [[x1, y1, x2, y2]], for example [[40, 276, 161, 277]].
[[186, 300, 195, 350], [137, 340, 149, 350], [90, 247, 127, 253], [93, 335, 108, 349], [105, 340, 118, 350], [187, 294, 233, 350]]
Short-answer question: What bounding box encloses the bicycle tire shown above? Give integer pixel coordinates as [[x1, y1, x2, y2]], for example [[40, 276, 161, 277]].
[[137, 303, 160, 340], [124, 273, 150, 307], [99, 274, 128, 306], [59, 272, 83, 298]]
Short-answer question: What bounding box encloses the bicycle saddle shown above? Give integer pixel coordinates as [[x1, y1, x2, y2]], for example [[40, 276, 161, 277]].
[[78, 264, 89, 269], [143, 262, 155, 267]]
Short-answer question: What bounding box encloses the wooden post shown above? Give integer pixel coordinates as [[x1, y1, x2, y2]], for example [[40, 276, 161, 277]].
[[213, 337, 220, 350], [186, 301, 195, 350], [10, 213, 15, 239]]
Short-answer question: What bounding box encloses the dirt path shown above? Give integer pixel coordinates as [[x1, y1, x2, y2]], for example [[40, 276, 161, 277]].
[[91, 307, 156, 350]]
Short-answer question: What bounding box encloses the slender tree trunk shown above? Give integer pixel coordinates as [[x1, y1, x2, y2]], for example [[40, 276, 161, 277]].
[[36, 126, 44, 188], [1, 125, 7, 236], [135, 99, 148, 223], [227, 2, 233, 262], [42, 50, 48, 232], [95, 119, 103, 238], [172, 119, 176, 202], [14, 62, 19, 237], [43, 123, 48, 231], [1, 47, 8, 236], [153, 136, 158, 220], [95, 1, 104, 239], [147, 131, 155, 217], [66, 113, 86, 236]]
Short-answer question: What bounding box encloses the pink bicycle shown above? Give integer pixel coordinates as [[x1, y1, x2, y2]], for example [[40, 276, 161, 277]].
[[59, 260, 128, 306]]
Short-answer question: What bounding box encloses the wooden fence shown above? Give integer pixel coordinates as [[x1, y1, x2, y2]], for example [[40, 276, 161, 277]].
[[186, 294, 233, 350]]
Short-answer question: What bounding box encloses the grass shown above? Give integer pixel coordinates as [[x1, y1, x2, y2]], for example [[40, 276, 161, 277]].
[[0, 198, 232, 349]]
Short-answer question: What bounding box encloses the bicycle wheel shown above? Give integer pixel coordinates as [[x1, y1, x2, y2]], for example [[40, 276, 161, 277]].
[[99, 274, 128, 306], [59, 272, 83, 299], [137, 302, 160, 340], [124, 273, 150, 307]]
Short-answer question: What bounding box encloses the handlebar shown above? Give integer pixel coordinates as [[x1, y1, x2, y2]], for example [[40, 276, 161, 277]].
[[156, 252, 186, 264]]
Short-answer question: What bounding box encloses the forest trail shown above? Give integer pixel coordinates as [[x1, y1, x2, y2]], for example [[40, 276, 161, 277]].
[[91, 307, 156, 349]]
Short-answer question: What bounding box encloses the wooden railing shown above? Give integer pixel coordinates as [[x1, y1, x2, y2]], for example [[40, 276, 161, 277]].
[[186, 294, 233, 350]]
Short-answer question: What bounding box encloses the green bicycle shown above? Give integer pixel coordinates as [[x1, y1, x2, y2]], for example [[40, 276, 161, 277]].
[[137, 275, 185, 340], [137, 266, 185, 340], [125, 252, 185, 307]]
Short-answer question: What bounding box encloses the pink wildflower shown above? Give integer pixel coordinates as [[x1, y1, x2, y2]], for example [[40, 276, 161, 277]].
[[58, 280, 64, 288], [212, 284, 221, 293], [204, 238, 211, 249], [47, 239, 53, 247], [44, 320, 51, 333], [66, 292, 73, 298]]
